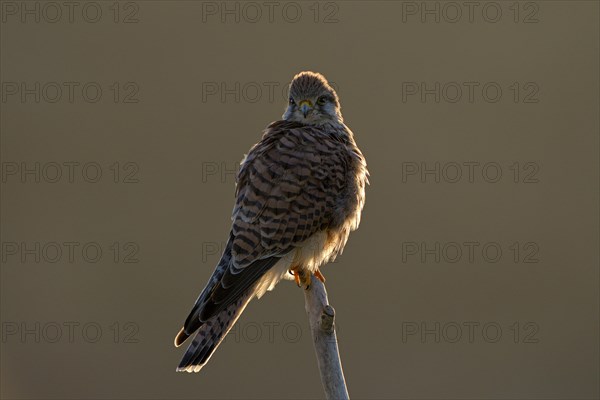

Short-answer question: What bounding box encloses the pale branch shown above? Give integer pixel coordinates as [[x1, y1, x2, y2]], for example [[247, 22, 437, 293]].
[[303, 277, 350, 400]]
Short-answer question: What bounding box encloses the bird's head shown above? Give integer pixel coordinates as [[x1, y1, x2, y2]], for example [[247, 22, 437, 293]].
[[283, 71, 342, 125]]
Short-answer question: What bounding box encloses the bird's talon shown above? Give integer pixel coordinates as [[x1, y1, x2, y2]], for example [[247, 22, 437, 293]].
[[315, 269, 326, 283], [302, 271, 311, 290], [291, 269, 301, 287], [290, 266, 316, 290]]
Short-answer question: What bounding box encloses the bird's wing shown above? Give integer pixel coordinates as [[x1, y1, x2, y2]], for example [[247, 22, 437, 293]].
[[198, 121, 350, 321]]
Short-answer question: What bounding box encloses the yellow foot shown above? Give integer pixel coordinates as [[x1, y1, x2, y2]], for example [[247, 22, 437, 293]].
[[292, 269, 300, 287], [289, 267, 312, 290], [314, 269, 326, 283]]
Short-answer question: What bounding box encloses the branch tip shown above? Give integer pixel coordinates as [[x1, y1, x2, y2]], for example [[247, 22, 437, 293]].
[[303, 278, 349, 399]]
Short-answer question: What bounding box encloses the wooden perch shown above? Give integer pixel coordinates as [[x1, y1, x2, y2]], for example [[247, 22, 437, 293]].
[[303, 277, 350, 400]]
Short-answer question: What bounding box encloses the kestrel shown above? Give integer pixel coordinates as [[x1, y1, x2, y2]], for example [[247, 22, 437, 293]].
[[175, 71, 368, 372]]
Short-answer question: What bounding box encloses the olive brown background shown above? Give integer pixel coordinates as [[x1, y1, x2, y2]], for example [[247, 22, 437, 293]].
[[1, 1, 598, 399]]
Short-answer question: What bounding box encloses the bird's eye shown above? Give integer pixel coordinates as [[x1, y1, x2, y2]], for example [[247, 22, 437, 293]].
[[317, 96, 327, 105], [289, 97, 295, 105]]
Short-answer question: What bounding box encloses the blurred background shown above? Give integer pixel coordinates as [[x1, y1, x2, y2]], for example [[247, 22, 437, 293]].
[[1, 1, 598, 399]]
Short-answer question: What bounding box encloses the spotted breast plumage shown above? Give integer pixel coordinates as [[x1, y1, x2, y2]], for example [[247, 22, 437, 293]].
[[175, 71, 368, 373]]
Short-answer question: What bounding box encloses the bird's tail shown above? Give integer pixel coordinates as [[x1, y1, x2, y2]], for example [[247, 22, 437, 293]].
[[175, 289, 254, 373]]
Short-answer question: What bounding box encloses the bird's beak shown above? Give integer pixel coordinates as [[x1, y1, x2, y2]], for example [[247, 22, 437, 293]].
[[299, 100, 313, 117]]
